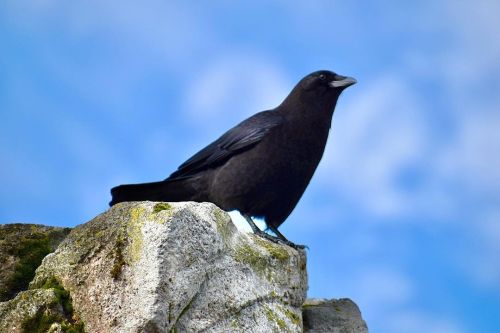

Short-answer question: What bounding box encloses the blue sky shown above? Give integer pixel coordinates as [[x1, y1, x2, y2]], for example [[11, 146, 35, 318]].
[[1, 1, 500, 332]]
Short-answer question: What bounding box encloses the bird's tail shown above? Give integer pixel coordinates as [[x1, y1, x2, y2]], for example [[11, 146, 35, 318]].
[[109, 179, 195, 206]]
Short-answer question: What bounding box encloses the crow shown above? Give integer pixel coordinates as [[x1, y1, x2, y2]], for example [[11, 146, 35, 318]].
[[110, 70, 356, 248]]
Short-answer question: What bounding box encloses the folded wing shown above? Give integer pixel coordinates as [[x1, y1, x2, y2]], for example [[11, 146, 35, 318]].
[[168, 110, 283, 180]]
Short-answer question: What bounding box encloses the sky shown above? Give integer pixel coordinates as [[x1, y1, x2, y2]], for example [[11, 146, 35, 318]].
[[1, 1, 500, 332]]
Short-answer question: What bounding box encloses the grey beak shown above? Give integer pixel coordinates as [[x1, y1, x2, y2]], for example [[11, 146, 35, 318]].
[[329, 76, 357, 88]]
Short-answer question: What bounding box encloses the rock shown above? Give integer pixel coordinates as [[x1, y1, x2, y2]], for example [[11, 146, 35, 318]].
[[24, 201, 307, 332], [303, 298, 369, 333], [0, 286, 84, 333], [0, 224, 71, 302], [0, 203, 369, 332]]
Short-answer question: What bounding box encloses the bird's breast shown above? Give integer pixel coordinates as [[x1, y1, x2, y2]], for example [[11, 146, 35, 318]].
[[206, 117, 331, 225]]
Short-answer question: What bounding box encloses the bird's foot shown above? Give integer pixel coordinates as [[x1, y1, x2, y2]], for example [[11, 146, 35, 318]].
[[253, 229, 307, 250], [281, 239, 307, 250], [266, 225, 308, 250], [242, 214, 307, 250]]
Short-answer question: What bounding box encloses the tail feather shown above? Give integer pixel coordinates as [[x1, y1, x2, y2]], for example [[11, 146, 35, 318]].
[[109, 180, 194, 206]]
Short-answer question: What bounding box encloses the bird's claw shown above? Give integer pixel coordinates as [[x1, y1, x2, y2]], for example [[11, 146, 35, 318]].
[[253, 229, 307, 250]]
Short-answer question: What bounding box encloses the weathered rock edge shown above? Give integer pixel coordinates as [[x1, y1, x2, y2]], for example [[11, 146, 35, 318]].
[[4, 202, 307, 332], [303, 298, 369, 333], [0, 202, 369, 333]]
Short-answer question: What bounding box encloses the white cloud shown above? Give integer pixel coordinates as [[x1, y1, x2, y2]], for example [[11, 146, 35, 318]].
[[438, 112, 500, 193], [329, 265, 466, 333], [318, 75, 428, 218], [400, 0, 500, 292], [388, 310, 465, 333], [3, 0, 214, 115], [440, 0, 500, 84], [344, 267, 464, 333], [184, 53, 291, 128], [458, 209, 500, 290], [429, 0, 500, 193], [312, 0, 500, 225], [353, 267, 415, 309], [4, 0, 207, 64]]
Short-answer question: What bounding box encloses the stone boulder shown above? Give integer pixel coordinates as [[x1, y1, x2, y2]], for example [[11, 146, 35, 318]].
[[5, 202, 307, 332], [0, 202, 369, 332], [303, 298, 369, 333]]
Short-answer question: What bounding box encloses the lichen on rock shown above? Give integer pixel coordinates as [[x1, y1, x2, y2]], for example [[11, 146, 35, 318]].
[[10, 202, 307, 332], [0, 224, 71, 302], [0, 286, 84, 333], [0, 202, 368, 333]]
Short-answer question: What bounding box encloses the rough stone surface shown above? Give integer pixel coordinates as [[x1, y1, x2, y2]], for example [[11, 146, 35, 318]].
[[28, 201, 307, 332], [0, 203, 369, 333], [0, 285, 85, 333], [303, 298, 369, 333], [0, 289, 63, 333], [0, 224, 71, 302]]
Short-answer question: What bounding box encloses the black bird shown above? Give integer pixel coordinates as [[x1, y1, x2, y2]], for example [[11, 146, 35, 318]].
[[110, 70, 356, 248]]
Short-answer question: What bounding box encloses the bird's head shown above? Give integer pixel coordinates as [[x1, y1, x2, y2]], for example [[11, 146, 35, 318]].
[[280, 70, 356, 117], [300, 70, 356, 94]]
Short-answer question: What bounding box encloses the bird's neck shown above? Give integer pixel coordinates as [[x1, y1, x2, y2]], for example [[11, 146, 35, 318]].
[[278, 92, 339, 129]]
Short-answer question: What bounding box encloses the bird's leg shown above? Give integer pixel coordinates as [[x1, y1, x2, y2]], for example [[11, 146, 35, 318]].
[[243, 215, 306, 250], [243, 215, 286, 244], [243, 214, 262, 234], [267, 225, 307, 250]]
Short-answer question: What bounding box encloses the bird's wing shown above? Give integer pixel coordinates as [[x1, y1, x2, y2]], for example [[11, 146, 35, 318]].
[[167, 110, 283, 180]]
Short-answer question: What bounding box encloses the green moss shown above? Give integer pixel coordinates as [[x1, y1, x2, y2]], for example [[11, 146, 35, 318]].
[[230, 318, 239, 329], [22, 278, 85, 333], [112, 203, 173, 274], [110, 237, 126, 279], [21, 311, 61, 333], [22, 312, 85, 333], [40, 278, 73, 316], [128, 207, 146, 262], [233, 242, 269, 278], [153, 203, 172, 214], [168, 303, 174, 324], [254, 238, 290, 261], [213, 209, 232, 242], [279, 305, 301, 327], [61, 322, 85, 333], [1, 233, 52, 301], [263, 305, 287, 331], [233, 236, 292, 281]]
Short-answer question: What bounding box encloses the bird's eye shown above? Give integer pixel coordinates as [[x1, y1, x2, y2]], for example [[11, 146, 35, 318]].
[[318, 74, 326, 81]]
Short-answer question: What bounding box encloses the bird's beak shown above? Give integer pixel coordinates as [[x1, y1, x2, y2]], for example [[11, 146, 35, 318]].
[[329, 76, 357, 88]]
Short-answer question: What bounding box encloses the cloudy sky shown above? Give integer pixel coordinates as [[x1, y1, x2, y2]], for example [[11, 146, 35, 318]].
[[1, 1, 499, 332]]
